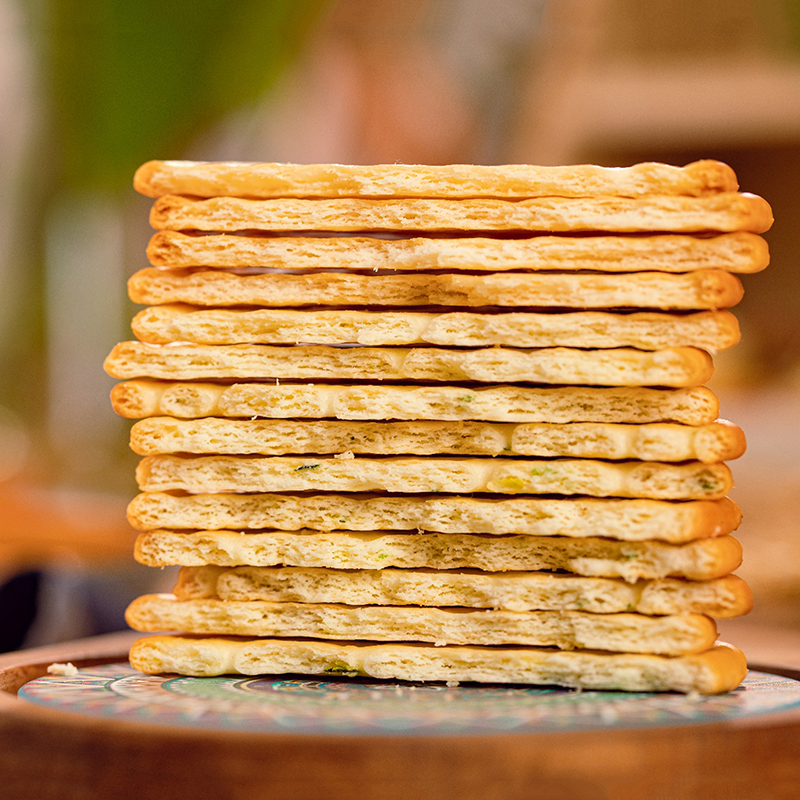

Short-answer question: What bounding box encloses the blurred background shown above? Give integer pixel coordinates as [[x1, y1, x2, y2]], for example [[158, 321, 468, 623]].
[[0, 0, 798, 652]]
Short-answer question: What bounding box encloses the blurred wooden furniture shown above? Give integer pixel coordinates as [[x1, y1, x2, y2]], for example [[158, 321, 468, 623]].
[[510, 0, 800, 164], [0, 479, 136, 580]]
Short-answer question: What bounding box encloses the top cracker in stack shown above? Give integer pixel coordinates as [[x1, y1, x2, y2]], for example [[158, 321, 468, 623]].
[[106, 160, 771, 694]]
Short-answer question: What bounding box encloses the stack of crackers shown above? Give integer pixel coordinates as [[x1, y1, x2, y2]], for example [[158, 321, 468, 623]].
[[105, 160, 772, 694]]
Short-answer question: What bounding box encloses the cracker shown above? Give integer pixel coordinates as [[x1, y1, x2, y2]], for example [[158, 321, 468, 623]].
[[131, 305, 741, 351], [111, 381, 720, 425], [148, 193, 773, 234], [104, 342, 714, 387], [147, 230, 769, 273], [129, 418, 745, 463], [125, 594, 717, 656], [127, 493, 741, 543], [128, 417, 515, 457], [127, 267, 745, 310], [128, 636, 747, 693], [174, 565, 753, 618], [135, 454, 732, 500], [134, 159, 739, 199], [133, 530, 743, 581], [508, 420, 744, 462]]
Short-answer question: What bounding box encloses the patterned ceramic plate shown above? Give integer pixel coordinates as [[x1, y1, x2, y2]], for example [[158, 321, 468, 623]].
[[17, 665, 800, 736]]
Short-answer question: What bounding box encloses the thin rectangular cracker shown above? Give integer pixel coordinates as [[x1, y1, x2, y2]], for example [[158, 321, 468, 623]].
[[111, 381, 721, 425], [104, 342, 714, 387], [131, 306, 741, 351], [135, 454, 733, 500], [146, 231, 769, 273], [134, 159, 739, 199], [174, 565, 753, 618], [132, 530, 743, 582], [127, 268, 745, 310], [147, 231, 769, 273], [148, 193, 773, 234], [128, 636, 747, 693], [129, 418, 746, 463], [126, 493, 742, 543], [125, 594, 717, 656]]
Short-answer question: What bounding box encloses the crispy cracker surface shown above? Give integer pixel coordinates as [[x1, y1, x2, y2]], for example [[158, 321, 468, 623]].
[[134, 160, 739, 199], [174, 565, 753, 618], [134, 454, 733, 499], [105, 342, 714, 387], [146, 231, 769, 273], [129, 417, 745, 463], [133, 530, 743, 582], [131, 306, 741, 351], [126, 493, 741, 542], [125, 593, 717, 656], [128, 636, 748, 694], [111, 381, 721, 425], [148, 193, 773, 234], [127, 267, 745, 310]]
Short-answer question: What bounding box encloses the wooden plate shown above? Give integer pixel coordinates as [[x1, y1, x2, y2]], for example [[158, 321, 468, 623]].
[[2, 630, 800, 800]]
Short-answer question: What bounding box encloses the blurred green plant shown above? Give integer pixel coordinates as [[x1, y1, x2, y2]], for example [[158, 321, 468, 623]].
[[1, 0, 326, 489], [755, 0, 800, 56], [781, 0, 800, 52], [31, 0, 326, 193]]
